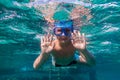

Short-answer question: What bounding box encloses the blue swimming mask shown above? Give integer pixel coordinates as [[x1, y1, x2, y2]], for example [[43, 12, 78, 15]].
[[53, 20, 73, 37]]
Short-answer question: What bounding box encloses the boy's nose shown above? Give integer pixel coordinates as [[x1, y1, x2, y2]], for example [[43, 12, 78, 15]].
[[61, 32, 66, 36]]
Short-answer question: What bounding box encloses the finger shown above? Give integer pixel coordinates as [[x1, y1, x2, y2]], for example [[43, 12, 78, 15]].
[[78, 32, 81, 37], [71, 39, 74, 44], [75, 30, 81, 38], [41, 36, 43, 43], [73, 31, 79, 40], [71, 33, 74, 39], [78, 32, 82, 40], [51, 42, 55, 48], [41, 36, 45, 47], [73, 30, 77, 36], [47, 33, 52, 42], [82, 33, 85, 39], [49, 34, 51, 42], [46, 34, 50, 42], [46, 34, 49, 42], [47, 33, 51, 39], [75, 30, 78, 36], [44, 34, 47, 42], [78, 31, 81, 37], [82, 33, 86, 44], [42, 36, 46, 43], [73, 31, 78, 37], [49, 34, 53, 42]]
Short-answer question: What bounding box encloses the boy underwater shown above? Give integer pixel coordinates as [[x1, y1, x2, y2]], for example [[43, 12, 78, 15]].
[[33, 20, 95, 69]]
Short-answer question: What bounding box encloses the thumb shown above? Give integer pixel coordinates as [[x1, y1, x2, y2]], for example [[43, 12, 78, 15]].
[[71, 39, 74, 45], [51, 42, 55, 49]]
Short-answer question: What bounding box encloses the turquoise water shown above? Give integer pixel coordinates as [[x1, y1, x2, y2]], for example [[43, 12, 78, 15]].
[[0, 0, 120, 80]]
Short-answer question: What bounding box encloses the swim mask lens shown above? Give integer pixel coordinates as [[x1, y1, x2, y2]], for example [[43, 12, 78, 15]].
[[54, 27, 72, 36]]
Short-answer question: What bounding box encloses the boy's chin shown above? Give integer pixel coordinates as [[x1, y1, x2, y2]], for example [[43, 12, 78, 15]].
[[60, 40, 66, 43], [59, 39, 69, 43]]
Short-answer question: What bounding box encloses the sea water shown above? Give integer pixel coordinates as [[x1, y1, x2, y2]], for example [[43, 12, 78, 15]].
[[0, 0, 120, 80]]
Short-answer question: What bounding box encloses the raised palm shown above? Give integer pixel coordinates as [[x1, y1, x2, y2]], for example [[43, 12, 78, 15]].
[[41, 34, 54, 54], [71, 30, 86, 51]]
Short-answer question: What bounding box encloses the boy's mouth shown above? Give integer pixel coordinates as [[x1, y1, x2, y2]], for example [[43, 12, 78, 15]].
[[60, 37, 68, 41], [61, 39, 67, 40]]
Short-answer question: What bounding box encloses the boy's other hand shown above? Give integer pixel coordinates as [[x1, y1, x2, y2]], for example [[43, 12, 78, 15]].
[[71, 30, 86, 51], [41, 34, 55, 54]]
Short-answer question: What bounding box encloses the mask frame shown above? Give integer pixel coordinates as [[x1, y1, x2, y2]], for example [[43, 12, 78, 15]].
[[53, 20, 74, 37]]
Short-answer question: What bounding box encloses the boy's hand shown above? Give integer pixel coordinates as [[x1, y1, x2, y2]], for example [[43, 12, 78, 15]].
[[41, 34, 55, 54], [71, 30, 86, 51]]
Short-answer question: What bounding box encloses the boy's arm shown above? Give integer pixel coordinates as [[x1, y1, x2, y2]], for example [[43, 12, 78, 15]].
[[33, 34, 54, 70], [33, 52, 50, 70], [79, 49, 96, 66], [71, 31, 96, 66]]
